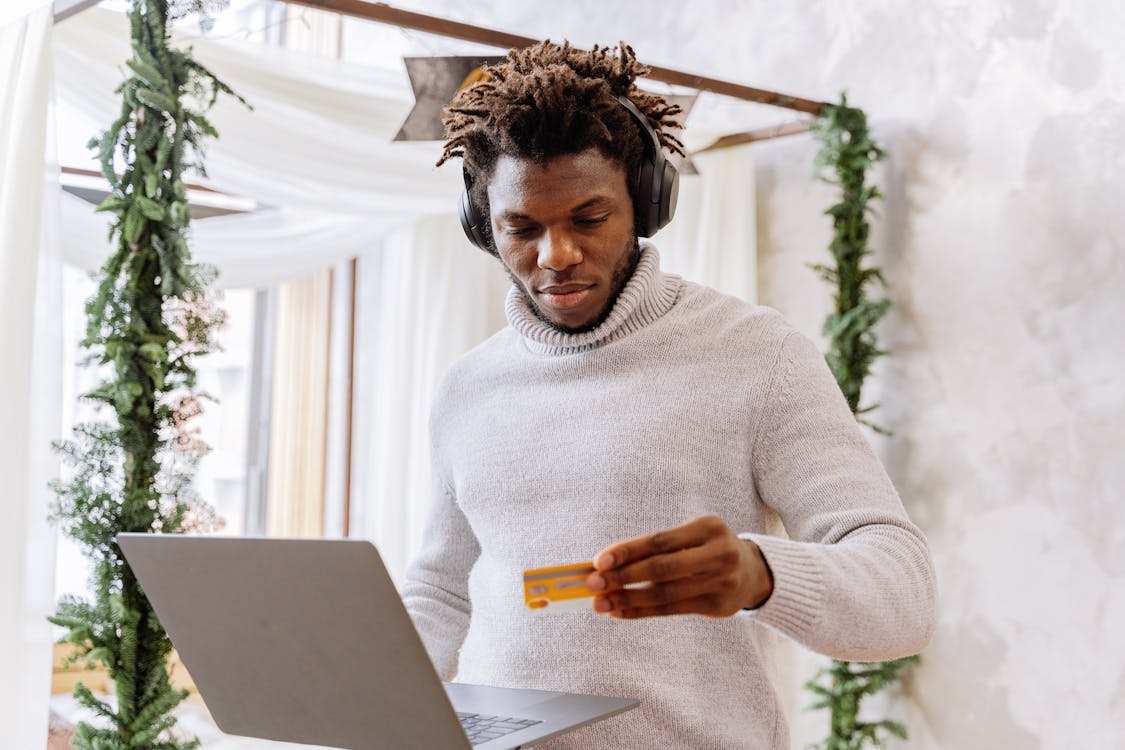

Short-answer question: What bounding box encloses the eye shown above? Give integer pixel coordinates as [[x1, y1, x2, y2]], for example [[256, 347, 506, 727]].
[[504, 226, 535, 236], [576, 215, 608, 227]]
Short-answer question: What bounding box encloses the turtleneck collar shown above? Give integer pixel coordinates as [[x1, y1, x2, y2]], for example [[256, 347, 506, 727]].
[[504, 244, 683, 355]]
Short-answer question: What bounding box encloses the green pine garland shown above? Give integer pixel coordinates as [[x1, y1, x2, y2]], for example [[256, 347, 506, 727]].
[[804, 95, 919, 749], [48, 2, 247, 747]]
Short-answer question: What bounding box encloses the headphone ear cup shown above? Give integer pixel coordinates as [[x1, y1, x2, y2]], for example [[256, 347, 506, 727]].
[[636, 155, 677, 237], [634, 158, 659, 238], [459, 189, 491, 252], [658, 159, 679, 231], [617, 94, 679, 238]]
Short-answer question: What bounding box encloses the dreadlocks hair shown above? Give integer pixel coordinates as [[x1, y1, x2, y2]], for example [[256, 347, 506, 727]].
[[437, 40, 686, 249]]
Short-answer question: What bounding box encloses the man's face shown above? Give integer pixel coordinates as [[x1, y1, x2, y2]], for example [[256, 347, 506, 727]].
[[486, 149, 639, 333]]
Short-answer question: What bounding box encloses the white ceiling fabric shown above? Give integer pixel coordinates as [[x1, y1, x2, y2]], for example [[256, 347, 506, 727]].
[[52, 6, 461, 287]]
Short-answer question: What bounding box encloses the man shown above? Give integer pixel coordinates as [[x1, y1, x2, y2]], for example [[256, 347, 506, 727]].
[[402, 41, 937, 749]]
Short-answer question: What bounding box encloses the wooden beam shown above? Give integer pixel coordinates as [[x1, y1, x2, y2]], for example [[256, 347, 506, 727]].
[[54, 0, 822, 140], [60, 166, 256, 217], [287, 0, 827, 115], [60, 166, 226, 195], [693, 120, 812, 154], [288, 0, 537, 50], [640, 69, 823, 116], [52, 0, 100, 24]]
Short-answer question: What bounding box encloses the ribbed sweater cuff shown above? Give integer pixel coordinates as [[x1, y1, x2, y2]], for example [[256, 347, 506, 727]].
[[737, 533, 824, 638]]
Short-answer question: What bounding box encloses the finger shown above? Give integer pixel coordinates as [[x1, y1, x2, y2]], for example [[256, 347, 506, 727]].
[[593, 514, 727, 571], [594, 574, 715, 611], [608, 593, 725, 620], [588, 543, 724, 592]]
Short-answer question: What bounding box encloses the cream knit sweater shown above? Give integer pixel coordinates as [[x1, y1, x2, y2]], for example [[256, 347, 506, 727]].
[[402, 246, 938, 749]]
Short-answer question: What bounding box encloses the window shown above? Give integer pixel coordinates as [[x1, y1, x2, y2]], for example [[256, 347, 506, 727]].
[[53, 265, 260, 598]]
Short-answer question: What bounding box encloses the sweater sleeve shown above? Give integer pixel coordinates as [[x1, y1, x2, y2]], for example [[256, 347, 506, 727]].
[[740, 329, 938, 662], [401, 476, 480, 680]]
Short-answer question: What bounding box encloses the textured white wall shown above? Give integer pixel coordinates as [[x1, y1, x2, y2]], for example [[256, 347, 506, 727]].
[[746, 3, 1125, 748], [346, 1, 1125, 747]]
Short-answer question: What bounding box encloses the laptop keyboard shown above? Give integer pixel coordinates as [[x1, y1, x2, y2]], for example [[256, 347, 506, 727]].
[[457, 711, 542, 745]]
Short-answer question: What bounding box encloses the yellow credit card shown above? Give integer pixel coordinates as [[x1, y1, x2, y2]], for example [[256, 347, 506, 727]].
[[523, 562, 597, 613]]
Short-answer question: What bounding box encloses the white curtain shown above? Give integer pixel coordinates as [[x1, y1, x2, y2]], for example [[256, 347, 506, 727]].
[[659, 143, 757, 301], [57, 194, 386, 289], [349, 215, 510, 582], [1, 1, 62, 747], [51, 7, 461, 289]]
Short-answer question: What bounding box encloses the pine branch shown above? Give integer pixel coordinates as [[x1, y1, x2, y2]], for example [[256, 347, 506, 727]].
[[49, 1, 246, 748], [804, 94, 919, 749]]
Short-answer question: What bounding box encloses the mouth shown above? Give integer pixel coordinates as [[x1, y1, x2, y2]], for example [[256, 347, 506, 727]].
[[537, 283, 594, 310]]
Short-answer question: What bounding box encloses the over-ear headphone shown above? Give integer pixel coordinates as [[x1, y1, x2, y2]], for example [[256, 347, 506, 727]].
[[458, 95, 680, 252]]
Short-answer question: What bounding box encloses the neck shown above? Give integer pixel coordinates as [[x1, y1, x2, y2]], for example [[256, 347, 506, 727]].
[[504, 244, 683, 355]]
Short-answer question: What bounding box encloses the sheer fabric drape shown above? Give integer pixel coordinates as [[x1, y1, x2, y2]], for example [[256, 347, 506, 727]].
[[1, 2, 62, 746], [52, 7, 460, 289]]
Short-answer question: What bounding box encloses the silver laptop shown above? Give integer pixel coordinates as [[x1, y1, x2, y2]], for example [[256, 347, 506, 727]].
[[116, 534, 637, 749]]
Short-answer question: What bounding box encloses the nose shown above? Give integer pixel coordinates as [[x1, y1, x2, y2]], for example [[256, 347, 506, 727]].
[[537, 228, 583, 271]]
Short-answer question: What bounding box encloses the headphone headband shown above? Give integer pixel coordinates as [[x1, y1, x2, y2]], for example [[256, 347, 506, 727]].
[[616, 96, 662, 159], [458, 95, 679, 252]]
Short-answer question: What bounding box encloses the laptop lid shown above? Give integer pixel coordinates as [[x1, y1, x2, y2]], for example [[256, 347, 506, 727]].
[[117, 534, 472, 749]]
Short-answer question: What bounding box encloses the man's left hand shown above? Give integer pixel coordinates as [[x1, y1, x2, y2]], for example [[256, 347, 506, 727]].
[[586, 514, 774, 619]]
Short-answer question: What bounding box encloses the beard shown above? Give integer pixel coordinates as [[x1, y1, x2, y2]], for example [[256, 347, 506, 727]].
[[505, 236, 642, 335]]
